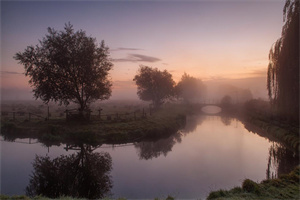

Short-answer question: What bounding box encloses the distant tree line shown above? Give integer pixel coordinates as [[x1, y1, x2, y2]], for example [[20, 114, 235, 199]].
[[133, 65, 207, 108], [15, 23, 209, 115], [16, 22, 255, 116], [267, 0, 299, 121]]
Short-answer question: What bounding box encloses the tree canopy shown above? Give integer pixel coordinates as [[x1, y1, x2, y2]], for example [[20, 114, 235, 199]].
[[267, 0, 299, 121], [14, 23, 113, 111], [133, 66, 175, 108], [175, 73, 206, 104], [220, 95, 233, 106]]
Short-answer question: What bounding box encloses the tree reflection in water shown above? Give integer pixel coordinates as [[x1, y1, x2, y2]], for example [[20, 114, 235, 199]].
[[181, 114, 205, 134], [134, 131, 183, 160], [26, 144, 113, 199], [266, 143, 299, 179], [220, 115, 233, 126], [134, 114, 205, 160], [242, 121, 299, 179]]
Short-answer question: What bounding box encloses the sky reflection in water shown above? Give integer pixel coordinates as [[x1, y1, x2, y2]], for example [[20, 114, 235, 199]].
[[1, 115, 297, 199]]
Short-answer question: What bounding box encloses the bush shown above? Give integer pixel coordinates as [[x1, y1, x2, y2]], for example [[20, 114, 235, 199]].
[[165, 195, 175, 200], [230, 186, 242, 193], [242, 179, 261, 195], [207, 189, 228, 199]]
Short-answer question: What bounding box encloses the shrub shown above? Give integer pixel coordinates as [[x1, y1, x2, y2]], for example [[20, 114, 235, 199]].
[[242, 179, 261, 195], [207, 189, 228, 199]]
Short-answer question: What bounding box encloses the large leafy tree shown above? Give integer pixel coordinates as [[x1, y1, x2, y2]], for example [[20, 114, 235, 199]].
[[175, 73, 206, 104], [267, 0, 299, 121], [133, 66, 175, 108], [14, 23, 113, 111]]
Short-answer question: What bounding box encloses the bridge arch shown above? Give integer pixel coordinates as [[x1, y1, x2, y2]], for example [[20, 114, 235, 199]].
[[200, 104, 223, 115]]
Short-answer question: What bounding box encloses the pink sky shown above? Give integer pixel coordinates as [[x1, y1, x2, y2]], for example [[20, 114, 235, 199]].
[[1, 1, 284, 101]]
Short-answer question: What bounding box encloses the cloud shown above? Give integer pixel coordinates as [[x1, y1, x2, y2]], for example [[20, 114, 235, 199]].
[[113, 53, 161, 63], [113, 80, 136, 89], [110, 47, 143, 51], [1, 71, 23, 75], [249, 69, 266, 76]]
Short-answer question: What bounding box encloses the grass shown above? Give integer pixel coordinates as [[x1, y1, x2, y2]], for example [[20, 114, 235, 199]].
[[0, 195, 124, 200], [207, 166, 300, 200], [1, 104, 188, 145], [0, 195, 176, 200], [241, 100, 299, 151], [2, 101, 299, 200]]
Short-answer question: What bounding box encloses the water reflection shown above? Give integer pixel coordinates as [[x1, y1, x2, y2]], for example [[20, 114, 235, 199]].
[[242, 120, 299, 179], [133, 115, 206, 160], [26, 143, 113, 199], [201, 105, 222, 114], [220, 115, 233, 126], [181, 114, 205, 133], [2, 115, 300, 199], [266, 143, 299, 179], [134, 131, 183, 160]]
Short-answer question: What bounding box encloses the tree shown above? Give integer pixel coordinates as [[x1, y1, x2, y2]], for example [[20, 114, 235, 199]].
[[14, 23, 113, 112], [267, 0, 299, 121], [239, 89, 253, 103], [175, 73, 206, 104], [220, 95, 233, 107], [133, 65, 175, 108]]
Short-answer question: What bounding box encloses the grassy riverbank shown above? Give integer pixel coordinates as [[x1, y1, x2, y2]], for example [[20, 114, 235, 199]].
[[0, 196, 127, 200], [207, 100, 300, 200], [240, 99, 299, 151], [1, 104, 188, 145], [207, 166, 300, 200], [0, 196, 175, 200]]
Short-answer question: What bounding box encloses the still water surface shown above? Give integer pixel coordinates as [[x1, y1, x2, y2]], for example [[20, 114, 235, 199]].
[[0, 115, 294, 199]]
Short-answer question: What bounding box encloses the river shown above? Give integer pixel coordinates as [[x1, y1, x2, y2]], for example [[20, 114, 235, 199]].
[[1, 114, 298, 199]]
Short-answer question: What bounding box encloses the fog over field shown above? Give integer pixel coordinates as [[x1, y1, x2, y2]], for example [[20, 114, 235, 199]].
[[1, 76, 267, 103]]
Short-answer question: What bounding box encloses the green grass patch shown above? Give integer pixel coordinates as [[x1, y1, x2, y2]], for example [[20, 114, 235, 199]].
[[1, 104, 188, 145], [207, 166, 300, 200]]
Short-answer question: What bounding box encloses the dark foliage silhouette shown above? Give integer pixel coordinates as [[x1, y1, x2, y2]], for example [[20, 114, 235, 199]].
[[133, 65, 175, 108], [220, 95, 233, 106], [267, 0, 299, 121], [182, 115, 205, 133], [26, 144, 112, 199], [221, 116, 233, 126], [175, 73, 206, 104], [266, 143, 299, 179], [14, 23, 113, 112], [134, 131, 182, 160]]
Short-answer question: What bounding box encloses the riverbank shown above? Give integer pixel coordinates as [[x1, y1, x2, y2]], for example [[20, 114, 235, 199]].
[[207, 166, 300, 200], [1, 104, 188, 146], [207, 100, 300, 200], [240, 100, 299, 151], [0, 196, 175, 200]]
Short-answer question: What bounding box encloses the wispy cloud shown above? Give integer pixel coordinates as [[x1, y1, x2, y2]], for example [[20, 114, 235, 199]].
[[249, 69, 266, 76], [1, 71, 23, 75], [113, 80, 136, 89], [110, 47, 143, 51], [113, 53, 161, 63]]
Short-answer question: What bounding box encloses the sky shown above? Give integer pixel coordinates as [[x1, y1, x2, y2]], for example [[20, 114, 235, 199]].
[[1, 0, 285, 101]]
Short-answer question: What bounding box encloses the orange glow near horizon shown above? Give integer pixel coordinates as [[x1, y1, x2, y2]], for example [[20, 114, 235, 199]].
[[1, 1, 284, 100]]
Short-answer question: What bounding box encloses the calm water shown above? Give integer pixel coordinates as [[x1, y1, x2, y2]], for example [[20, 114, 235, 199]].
[[1, 114, 297, 199]]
